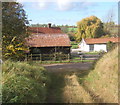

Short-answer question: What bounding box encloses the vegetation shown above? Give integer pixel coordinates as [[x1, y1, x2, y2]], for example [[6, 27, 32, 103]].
[[71, 41, 79, 49], [77, 46, 118, 103], [75, 16, 104, 42], [106, 41, 115, 51], [2, 60, 50, 103], [2, 2, 29, 60], [46, 73, 65, 103]]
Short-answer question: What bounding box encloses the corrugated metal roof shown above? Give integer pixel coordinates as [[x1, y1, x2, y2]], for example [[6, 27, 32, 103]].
[[29, 27, 63, 34], [25, 34, 71, 47]]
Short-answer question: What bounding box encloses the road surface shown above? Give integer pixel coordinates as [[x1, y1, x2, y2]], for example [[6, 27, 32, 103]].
[[43, 62, 93, 73]]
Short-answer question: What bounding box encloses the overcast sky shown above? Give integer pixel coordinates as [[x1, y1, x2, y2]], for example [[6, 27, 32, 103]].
[[17, 0, 119, 25]]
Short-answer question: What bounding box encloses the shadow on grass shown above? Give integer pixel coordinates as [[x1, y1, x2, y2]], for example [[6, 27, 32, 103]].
[[46, 72, 66, 103]]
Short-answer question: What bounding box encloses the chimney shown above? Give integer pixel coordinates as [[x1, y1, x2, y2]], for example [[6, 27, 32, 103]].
[[48, 23, 51, 28]]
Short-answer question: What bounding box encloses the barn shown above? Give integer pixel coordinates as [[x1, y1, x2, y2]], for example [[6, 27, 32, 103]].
[[78, 37, 119, 52], [25, 23, 71, 60]]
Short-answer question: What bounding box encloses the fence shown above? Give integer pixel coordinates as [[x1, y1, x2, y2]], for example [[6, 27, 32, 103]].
[[26, 53, 70, 61]]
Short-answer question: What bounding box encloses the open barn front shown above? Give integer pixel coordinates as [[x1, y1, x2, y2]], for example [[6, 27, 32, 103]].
[[25, 26, 71, 61], [26, 47, 71, 61]]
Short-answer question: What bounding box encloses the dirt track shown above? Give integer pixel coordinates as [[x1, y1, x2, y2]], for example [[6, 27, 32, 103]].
[[43, 62, 93, 73]]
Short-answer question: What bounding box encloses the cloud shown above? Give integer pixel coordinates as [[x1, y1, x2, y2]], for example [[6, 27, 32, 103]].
[[17, 0, 96, 11], [17, 0, 118, 11], [17, 0, 48, 10], [16, 0, 119, 2], [32, 1, 48, 10], [57, 0, 74, 11]]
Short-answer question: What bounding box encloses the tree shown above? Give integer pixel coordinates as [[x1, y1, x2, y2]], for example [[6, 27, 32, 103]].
[[2, 2, 29, 60], [103, 8, 117, 37], [75, 16, 104, 42], [61, 26, 68, 33], [107, 41, 115, 51]]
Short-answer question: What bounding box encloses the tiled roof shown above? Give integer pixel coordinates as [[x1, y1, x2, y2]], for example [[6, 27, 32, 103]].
[[25, 34, 71, 47], [85, 37, 119, 44], [29, 27, 63, 34]]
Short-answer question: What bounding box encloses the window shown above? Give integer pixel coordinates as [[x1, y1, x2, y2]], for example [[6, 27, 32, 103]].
[[89, 44, 94, 51]]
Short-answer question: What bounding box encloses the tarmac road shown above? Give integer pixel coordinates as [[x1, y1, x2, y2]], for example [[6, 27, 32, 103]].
[[43, 62, 93, 73]]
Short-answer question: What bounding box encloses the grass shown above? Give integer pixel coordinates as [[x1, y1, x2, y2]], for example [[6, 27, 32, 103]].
[[71, 41, 79, 49], [2, 60, 51, 103], [77, 46, 118, 103], [46, 72, 95, 103], [63, 73, 94, 103], [84, 52, 99, 55], [67, 27, 77, 32], [28, 59, 94, 65], [46, 73, 65, 103]]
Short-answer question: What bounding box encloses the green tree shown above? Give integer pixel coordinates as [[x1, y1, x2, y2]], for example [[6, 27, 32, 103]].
[[107, 41, 115, 51], [61, 26, 68, 33], [2, 2, 29, 60], [103, 22, 117, 37], [75, 16, 104, 42]]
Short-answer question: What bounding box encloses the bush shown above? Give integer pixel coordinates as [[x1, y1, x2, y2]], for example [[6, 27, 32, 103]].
[[2, 60, 50, 103], [107, 41, 115, 51]]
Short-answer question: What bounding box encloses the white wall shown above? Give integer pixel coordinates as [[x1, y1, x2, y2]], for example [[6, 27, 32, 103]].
[[78, 39, 89, 52], [94, 44, 107, 52], [78, 39, 107, 52]]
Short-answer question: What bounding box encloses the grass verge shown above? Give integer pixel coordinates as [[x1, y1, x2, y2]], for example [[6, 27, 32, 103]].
[[27, 59, 94, 65], [77, 46, 118, 103], [2, 60, 51, 103]]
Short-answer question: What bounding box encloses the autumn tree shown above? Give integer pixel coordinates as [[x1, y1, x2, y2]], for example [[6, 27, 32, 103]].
[[75, 16, 104, 42], [2, 2, 29, 60]]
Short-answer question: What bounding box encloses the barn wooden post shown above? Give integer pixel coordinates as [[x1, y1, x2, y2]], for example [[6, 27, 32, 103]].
[[24, 54, 27, 61], [26, 54, 28, 61], [68, 53, 70, 62], [31, 53, 32, 60], [81, 55, 83, 63], [36, 54, 37, 61], [40, 54, 42, 63], [54, 47, 57, 61]]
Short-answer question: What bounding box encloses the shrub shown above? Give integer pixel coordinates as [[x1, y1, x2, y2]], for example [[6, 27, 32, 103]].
[[107, 41, 115, 51], [2, 60, 50, 103]]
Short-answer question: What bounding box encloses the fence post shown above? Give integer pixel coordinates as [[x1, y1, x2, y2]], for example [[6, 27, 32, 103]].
[[31, 54, 32, 60], [24, 54, 27, 61], [81, 55, 83, 63], [26, 54, 28, 61], [54, 53, 56, 61], [68, 53, 70, 62], [40, 54, 42, 63]]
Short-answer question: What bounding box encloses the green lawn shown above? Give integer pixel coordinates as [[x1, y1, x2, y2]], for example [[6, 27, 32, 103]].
[[71, 41, 79, 49], [84, 52, 99, 55], [29, 59, 94, 64]]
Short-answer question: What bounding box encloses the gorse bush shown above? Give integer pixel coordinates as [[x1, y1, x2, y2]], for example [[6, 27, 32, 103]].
[[2, 60, 50, 103]]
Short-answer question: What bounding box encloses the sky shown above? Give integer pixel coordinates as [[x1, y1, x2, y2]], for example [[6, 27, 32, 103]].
[[17, 0, 119, 26]]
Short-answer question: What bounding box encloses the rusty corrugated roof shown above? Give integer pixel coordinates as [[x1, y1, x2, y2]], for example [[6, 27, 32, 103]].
[[25, 34, 71, 47], [29, 27, 63, 34], [85, 37, 119, 44]]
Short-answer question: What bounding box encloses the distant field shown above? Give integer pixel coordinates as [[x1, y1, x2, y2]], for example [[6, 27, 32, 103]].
[[67, 28, 77, 32], [71, 41, 79, 49]]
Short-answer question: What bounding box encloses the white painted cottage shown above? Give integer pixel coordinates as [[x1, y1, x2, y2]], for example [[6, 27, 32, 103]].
[[78, 37, 119, 52]]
